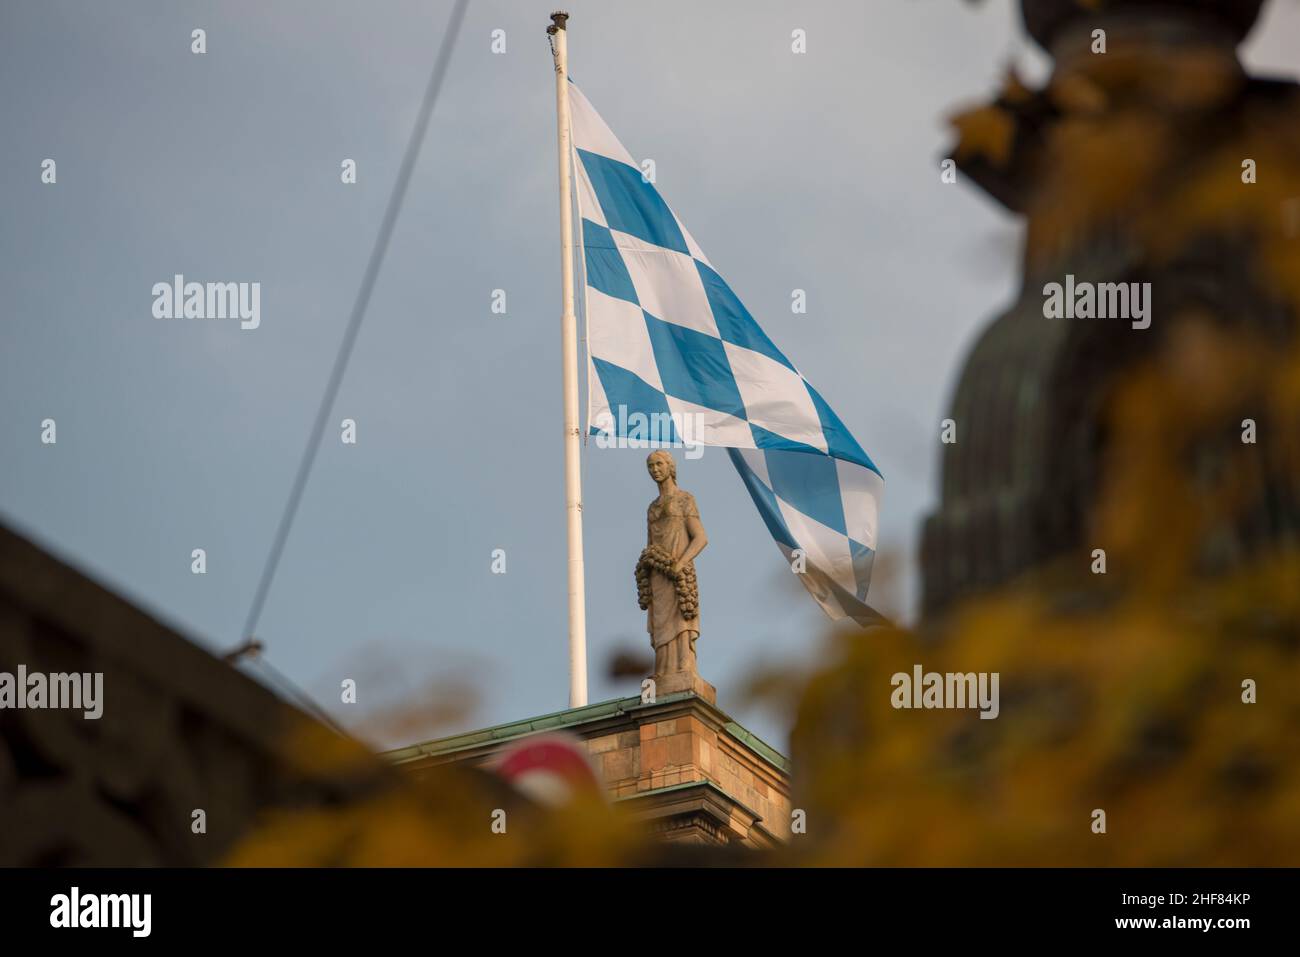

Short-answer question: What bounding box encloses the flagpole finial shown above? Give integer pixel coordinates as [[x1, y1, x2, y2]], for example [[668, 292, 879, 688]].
[[549, 11, 569, 32]]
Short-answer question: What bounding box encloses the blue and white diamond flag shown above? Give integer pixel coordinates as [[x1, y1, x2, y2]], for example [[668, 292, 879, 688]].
[[570, 81, 885, 625]]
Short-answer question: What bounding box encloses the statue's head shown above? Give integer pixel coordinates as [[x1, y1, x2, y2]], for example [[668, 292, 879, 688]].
[[646, 449, 676, 483]]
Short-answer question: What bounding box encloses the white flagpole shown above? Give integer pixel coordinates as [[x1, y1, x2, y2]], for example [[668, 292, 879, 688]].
[[549, 11, 588, 708]]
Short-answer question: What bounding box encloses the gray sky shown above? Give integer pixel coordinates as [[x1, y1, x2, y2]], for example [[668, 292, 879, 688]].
[[3, 0, 1298, 750]]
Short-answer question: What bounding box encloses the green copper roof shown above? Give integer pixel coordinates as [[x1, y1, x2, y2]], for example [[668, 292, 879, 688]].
[[721, 721, 789, 774], [382, 693, 790, 774]]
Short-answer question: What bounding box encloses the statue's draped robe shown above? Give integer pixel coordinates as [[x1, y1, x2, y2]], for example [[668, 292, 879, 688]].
[[646, 490, 700, 674]]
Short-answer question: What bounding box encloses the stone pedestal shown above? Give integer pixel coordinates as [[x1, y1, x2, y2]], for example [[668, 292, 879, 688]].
[[653, 669, 716, 705]]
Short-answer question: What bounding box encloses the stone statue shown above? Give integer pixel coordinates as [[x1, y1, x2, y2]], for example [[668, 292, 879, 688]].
[[636, 450, 712, 699]]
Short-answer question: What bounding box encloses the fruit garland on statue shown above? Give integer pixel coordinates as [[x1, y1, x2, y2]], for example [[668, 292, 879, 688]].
[[635, 545, 699, 620]]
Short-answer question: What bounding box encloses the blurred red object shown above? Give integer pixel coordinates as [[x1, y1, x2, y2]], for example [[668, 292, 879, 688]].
[[494, 733, 603, 807]]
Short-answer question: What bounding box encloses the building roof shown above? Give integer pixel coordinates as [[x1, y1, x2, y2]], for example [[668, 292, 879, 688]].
[[383, 692, 791, 775]]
